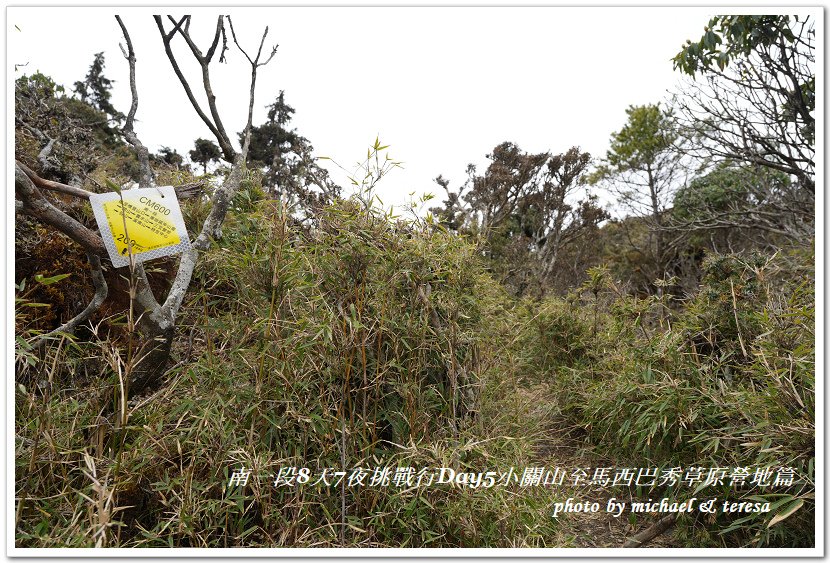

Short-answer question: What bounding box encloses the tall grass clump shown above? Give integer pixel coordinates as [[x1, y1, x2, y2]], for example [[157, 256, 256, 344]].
[[526, 250, 814, 547], [15, 186, 562, 548]]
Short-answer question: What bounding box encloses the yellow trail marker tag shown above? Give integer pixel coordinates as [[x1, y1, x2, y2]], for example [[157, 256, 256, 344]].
[[90, 186, 191, 268]]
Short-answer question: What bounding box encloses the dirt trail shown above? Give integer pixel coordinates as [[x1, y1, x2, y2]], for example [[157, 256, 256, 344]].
[[530, 411, 680, 548]]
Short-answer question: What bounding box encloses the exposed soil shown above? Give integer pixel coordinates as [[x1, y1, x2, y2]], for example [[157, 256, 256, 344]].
[[529, 408, 681, 548]]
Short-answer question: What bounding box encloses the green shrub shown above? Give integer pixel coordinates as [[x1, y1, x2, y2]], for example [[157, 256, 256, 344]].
[[547, 251, 814, 547]]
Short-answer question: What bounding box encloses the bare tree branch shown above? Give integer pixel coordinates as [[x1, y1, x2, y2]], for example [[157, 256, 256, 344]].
[[225, 15, 254, 65], [156, 14, 236, 161], [227, 16, 277, 151], [17, 120, 58, 171], [205, 16, 226, 63], [14, 160, 202, 199], [18, 159, 201, 201], [16, 160, 94, 199], [115, 15, 154, 189], [15, 163, 106, 257], [159, 154, 247, 322], [36, 253, 108, 346], [154, 15, 236, 161], [155, 15, 278, 323], [133, 262, 163, 315], [227, 16, 279, 68], [17, 15, 281, 392]]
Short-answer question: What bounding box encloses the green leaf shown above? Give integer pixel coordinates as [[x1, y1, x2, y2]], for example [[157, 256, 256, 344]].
[[767, 499, 804, 528], [34, 273, 71, 286], [105, 178, 122, 195]]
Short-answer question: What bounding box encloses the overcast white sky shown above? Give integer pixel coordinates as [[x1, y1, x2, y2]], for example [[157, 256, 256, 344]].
[[10, 6, 729, 209]]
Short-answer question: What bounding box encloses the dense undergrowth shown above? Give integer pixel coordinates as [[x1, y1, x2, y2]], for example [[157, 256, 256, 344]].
[[515, 250, 815, 547], [15, 192, 564, 548], [15, 185, 814, 548]]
